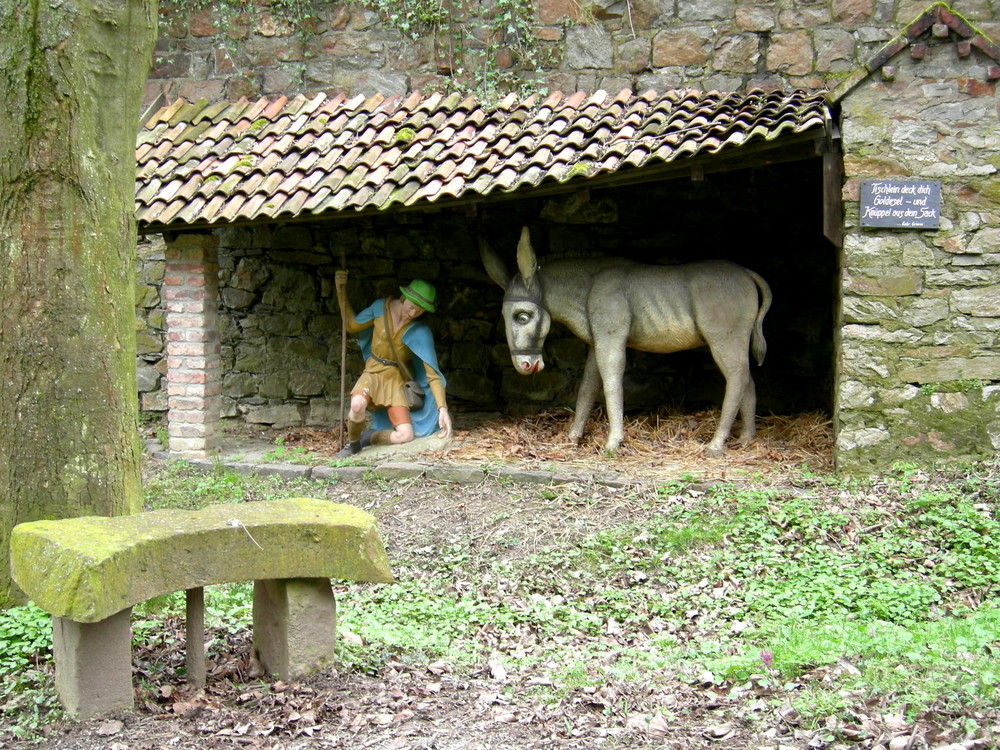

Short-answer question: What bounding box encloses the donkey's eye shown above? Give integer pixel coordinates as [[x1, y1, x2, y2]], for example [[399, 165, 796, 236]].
[[515, 312, 532, 325]]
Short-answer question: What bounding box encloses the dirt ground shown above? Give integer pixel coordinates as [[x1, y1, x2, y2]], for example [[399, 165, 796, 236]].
[[12, 480, 812, 750], [13, 411, 986, 750]]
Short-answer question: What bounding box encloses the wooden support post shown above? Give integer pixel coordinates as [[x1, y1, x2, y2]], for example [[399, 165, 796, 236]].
[[186, 587, 206, 689], [821, 130, 844, 248]]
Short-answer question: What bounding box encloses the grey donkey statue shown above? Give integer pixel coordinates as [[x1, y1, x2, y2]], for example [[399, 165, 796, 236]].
[[481, 226, 772, 456]]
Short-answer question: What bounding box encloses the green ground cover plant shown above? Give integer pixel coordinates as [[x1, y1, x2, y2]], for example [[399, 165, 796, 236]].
[[0, 457, 997, 747], [331, 460, 1000, 742]]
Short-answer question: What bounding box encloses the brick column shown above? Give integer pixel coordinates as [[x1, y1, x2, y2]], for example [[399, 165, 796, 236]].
[[164, 232, 222, 459]]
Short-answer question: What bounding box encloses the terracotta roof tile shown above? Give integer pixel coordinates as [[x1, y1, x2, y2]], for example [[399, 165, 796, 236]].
[[136, 88, 830, 230], [157, 198, 188, 224], [367, 164, 391, 188], [234, 171, 262, 196], [350, 184, 376, 209], [303, 186, 332, 212], [136, 177, 162, 204], [316, 167, 347, 193], [217, 194, 247, 222], [370, 180, 397, 208], [440, 174, 466, 199], [358, 144, 385, 169], [260, 171, 286, 196], [390, 180, 421, 206], [202, 194, 227, 222], [177, 195, 208, 224], [240, 193, 269, 221]]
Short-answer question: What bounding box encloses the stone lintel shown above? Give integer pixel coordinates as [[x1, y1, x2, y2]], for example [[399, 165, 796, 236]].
[[898, 355, 1000, 384], [843, 270, 923, 296]]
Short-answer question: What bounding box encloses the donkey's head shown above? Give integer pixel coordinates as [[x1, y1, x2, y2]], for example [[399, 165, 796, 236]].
[[481, 227, 552, 375]]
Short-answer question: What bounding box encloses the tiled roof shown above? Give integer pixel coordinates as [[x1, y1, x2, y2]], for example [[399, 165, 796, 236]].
[[135, 88, 830, 231]]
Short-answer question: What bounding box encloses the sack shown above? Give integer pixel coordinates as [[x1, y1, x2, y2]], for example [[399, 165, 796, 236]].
[[402, 380, 425, 410]]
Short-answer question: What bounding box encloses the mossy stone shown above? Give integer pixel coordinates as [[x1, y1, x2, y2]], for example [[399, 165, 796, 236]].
[[11, 499, 392, 623]]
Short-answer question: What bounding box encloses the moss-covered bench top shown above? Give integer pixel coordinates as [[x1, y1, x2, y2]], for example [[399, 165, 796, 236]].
[[11, 498, 392, 623]]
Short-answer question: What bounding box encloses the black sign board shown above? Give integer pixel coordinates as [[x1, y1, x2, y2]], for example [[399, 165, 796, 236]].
[[860, 179, 941, 229]]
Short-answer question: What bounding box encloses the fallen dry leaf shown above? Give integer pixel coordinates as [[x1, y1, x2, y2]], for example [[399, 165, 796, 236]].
[[95, 720, 123, 737]]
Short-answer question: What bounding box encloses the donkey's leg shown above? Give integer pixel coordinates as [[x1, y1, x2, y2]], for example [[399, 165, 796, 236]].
[[592, 338, 628, 453], [706, 341, 752, 456], [738, 375, 757, 444], [568, 347, 601, 443]]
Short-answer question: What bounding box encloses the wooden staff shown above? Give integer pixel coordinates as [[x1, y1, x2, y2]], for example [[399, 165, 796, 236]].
[[338, 251, 348, 450]]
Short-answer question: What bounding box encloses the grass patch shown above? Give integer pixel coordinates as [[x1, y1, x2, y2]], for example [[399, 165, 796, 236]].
[[143, 460, 338, 510], [2, 458, 997, 745], [331, 464, 1000, 732]]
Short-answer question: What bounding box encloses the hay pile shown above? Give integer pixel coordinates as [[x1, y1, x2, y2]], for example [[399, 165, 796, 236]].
[[278, 408, 834, 481], [444, 408, 833, 478]]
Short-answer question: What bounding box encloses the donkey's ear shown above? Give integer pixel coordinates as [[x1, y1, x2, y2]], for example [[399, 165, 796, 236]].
[[516, 226, 539, 286], [479, 236, 510, 289]]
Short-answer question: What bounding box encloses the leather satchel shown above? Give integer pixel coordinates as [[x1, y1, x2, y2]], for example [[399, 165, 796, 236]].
[[401, 379, 425, 410], [383, 305, 425, 410]]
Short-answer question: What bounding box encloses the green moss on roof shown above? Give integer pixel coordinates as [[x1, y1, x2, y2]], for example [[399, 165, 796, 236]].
[[395, 127, 417, 144]]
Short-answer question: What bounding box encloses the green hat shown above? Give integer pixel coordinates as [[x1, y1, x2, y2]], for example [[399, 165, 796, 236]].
[[400, 279, 436, 313]]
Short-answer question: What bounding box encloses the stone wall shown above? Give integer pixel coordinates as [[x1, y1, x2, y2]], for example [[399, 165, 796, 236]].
[[147, 1, 999, 107], [836, 35, 1000, 468], [139, 219, 507, 428]]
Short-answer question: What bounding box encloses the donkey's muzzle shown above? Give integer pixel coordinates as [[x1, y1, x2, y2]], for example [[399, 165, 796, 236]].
[[512, 355, 544, 374]]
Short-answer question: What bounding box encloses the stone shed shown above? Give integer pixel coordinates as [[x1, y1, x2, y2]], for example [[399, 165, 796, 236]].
[[134, 3, 1000, 471]]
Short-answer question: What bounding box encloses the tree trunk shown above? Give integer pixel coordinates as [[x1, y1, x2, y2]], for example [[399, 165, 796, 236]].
[[0, 0, 157, 607]]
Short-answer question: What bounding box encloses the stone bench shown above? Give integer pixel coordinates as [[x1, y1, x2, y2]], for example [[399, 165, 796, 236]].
[[10, 498, 392, 718]]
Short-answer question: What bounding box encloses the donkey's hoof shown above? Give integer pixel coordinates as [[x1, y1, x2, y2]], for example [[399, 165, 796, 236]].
[[705, 445, 725, 458]]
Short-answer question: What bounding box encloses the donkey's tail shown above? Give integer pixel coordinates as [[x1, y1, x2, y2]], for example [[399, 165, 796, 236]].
[[747, 270, 772, 366]]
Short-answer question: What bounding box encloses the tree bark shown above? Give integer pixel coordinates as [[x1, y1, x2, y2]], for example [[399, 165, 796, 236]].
[[0, 0, 157, 606]]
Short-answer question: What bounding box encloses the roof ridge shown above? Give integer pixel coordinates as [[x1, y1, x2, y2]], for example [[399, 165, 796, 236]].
[[829, 1, 999, 102]]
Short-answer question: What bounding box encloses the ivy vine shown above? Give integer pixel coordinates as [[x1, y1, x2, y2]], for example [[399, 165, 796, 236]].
[[156, 0, 545, 103], [156, 0, 321, 72], [354, 0, 545, 101]]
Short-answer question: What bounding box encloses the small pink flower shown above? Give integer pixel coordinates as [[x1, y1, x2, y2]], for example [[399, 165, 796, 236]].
[[760, 650, 774, 669]]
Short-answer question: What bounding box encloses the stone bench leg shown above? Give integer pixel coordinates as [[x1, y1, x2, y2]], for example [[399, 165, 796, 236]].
[[253, 578, 337, 679], [186, 587, 206, 689], [52, 608, 134, 719]]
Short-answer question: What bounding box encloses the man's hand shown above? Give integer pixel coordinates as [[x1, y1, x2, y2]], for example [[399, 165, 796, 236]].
[[438, 406, 453, 438], [335, 269, 349, 293]]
